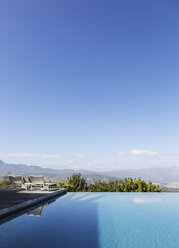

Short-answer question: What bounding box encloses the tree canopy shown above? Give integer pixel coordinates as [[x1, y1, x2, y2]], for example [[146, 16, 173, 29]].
[[58, 173, 163, 192]]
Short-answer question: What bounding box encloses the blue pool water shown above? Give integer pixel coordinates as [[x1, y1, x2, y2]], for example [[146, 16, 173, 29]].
[[0, 193, 179, 248]]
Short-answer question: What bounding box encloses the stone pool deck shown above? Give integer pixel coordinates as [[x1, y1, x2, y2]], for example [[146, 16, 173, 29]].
[[0, 188, 67, 219]]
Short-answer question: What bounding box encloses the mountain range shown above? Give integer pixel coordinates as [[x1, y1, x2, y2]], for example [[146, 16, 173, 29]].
[[0, 159, 115, 183], [1, 159, 179, 183]]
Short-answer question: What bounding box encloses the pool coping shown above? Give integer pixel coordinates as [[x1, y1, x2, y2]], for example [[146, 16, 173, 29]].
[[0, 188, 67, 219]]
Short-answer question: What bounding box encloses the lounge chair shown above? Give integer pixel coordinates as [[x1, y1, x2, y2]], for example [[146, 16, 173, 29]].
[[29, 176, 56, 191], [9, 176, 31, 190]]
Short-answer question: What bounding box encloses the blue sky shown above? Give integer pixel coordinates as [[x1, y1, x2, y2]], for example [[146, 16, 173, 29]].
[[0, 0, 179, 171]]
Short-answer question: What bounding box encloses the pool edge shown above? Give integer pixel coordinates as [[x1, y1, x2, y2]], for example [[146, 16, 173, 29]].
[[0, 188, 67, 219]]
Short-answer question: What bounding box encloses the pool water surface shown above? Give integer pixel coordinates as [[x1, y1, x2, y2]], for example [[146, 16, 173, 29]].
[[0, 193, 179, 248]]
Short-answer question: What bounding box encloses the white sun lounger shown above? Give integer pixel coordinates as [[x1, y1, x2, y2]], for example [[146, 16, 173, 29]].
[[9, 176, 32, 190], [29, 176, 56, 191]]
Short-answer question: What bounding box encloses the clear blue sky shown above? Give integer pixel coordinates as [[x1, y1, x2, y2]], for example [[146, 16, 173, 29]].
[[0, 0, 179, 170]]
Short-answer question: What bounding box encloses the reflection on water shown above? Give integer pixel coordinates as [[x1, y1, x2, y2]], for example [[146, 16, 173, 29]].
[[1, 193, 179, 248], [27, 197, 57, 217], [0, 196, 59, 226], [117, 193, 163, 204], [0, 193, 101, 248], [117, 193, 164, 204], [133, 196, 163, 203], [27, 206, 44, 216]]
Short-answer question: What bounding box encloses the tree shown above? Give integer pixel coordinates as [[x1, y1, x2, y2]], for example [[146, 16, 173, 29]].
[[58, 173, 164, 192], [59, 173, 87, 192]]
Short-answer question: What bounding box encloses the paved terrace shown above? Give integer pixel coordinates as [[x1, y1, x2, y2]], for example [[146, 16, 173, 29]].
[[0, 188, 67, 219]]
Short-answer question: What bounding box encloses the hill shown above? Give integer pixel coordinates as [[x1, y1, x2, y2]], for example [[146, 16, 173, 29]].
[[102, 167, 179, 183], [1, 159, 179, 184], [0, 159, 115, 183]]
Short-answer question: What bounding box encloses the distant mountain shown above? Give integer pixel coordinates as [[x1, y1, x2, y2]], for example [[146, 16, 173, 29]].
[[1, 159, 179, 183], [102, 167, 179, 183], [0, 159, 112, 182], [0, 159, 65, 177]]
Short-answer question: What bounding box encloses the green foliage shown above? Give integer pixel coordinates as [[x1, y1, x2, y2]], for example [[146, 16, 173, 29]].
[[59, 173, 87, 192], [58, 173, 164, 192], [0, 180, 11, 188], [0, 173, 164, 192], [88, 177, 163, 192]]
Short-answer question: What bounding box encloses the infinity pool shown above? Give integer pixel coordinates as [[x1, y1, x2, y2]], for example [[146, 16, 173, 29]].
[[0, 193, 179, 248]]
